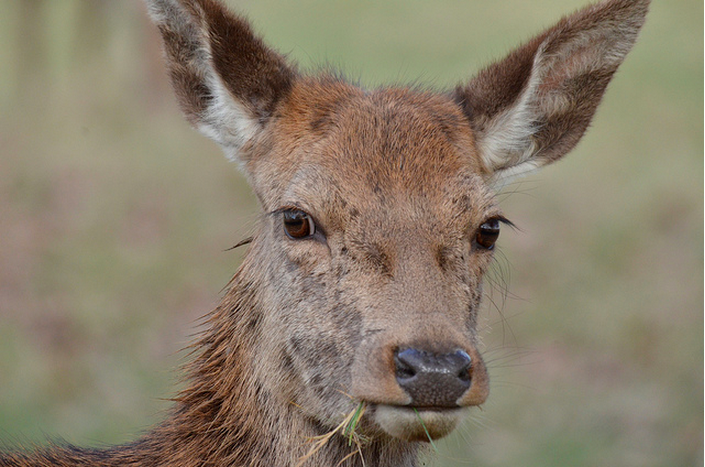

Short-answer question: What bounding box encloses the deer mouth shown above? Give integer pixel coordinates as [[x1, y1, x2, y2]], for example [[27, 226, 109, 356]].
[[372, 404, 467, 442]]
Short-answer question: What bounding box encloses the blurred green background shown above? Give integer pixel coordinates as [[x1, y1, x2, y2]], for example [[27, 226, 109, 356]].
[[0, 0, 701, 466]]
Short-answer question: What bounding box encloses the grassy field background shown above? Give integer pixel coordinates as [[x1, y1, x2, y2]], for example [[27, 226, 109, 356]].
[[0, 1, 701, 466]]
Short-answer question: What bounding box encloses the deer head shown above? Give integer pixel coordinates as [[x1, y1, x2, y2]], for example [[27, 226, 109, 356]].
[[146, 0, 648, 445]]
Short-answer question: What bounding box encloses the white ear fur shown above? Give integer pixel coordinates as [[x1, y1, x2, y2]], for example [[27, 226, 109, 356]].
[[195, 75, 260, 164], [477, 48, 546, 189]]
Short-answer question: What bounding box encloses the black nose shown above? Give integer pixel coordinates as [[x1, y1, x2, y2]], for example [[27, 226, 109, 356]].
[[394, 348, 472, 407]]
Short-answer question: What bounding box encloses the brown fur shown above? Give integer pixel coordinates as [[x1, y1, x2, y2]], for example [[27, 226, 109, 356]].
[[1, 0, 648, 465]]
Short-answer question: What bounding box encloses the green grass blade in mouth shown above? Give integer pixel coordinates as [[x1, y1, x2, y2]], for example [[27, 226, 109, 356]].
[[412, 407, 438, 453], [344, 401, 366, 446]]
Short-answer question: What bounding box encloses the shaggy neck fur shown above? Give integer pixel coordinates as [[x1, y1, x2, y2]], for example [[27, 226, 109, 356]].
[[148, 253, 421, 466]]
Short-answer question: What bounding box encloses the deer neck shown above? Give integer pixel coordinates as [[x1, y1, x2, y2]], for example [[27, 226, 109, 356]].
[[149, 259, 422, 466]]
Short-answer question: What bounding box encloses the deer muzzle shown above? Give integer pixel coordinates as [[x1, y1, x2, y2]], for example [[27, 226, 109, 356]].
[[351, 335, 489, 441]]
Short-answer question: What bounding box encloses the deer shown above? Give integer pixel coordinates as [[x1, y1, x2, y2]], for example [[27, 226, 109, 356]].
[[1, 0, 648, 465]]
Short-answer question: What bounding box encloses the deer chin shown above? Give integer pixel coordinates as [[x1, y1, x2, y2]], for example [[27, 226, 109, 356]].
[[373, 405, 467, 442]]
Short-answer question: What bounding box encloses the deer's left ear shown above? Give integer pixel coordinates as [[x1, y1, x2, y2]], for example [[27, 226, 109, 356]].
[[454, 0, 649, 187]]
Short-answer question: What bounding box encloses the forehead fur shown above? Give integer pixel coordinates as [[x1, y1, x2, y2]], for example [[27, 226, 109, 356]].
[[247, 76, 489, 212]]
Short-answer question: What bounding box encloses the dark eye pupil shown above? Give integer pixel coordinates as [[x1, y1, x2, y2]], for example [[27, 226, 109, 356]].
[[476, 219, 500, 250], [283, 209, 314, 239]]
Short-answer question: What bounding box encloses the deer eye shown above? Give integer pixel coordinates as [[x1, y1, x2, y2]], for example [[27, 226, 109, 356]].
[[282, 209, 316, 239], [475, 219, 501, 250]]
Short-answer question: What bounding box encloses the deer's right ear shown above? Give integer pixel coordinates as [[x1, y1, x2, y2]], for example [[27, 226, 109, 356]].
[[146, 0, 296, 164]]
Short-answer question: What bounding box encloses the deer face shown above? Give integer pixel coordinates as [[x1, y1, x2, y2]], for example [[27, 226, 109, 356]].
[[244, 81, 497, 440], [146, 0, 647, 444]]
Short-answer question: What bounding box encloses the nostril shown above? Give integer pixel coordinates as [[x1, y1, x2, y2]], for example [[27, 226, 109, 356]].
[[395, 365, 416, 380], [394, 349, 418, 381], [454, 350, 472, 383]]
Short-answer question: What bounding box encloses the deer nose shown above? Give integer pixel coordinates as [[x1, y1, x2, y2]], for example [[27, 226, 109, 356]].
[[394, 348, 472, 407]]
